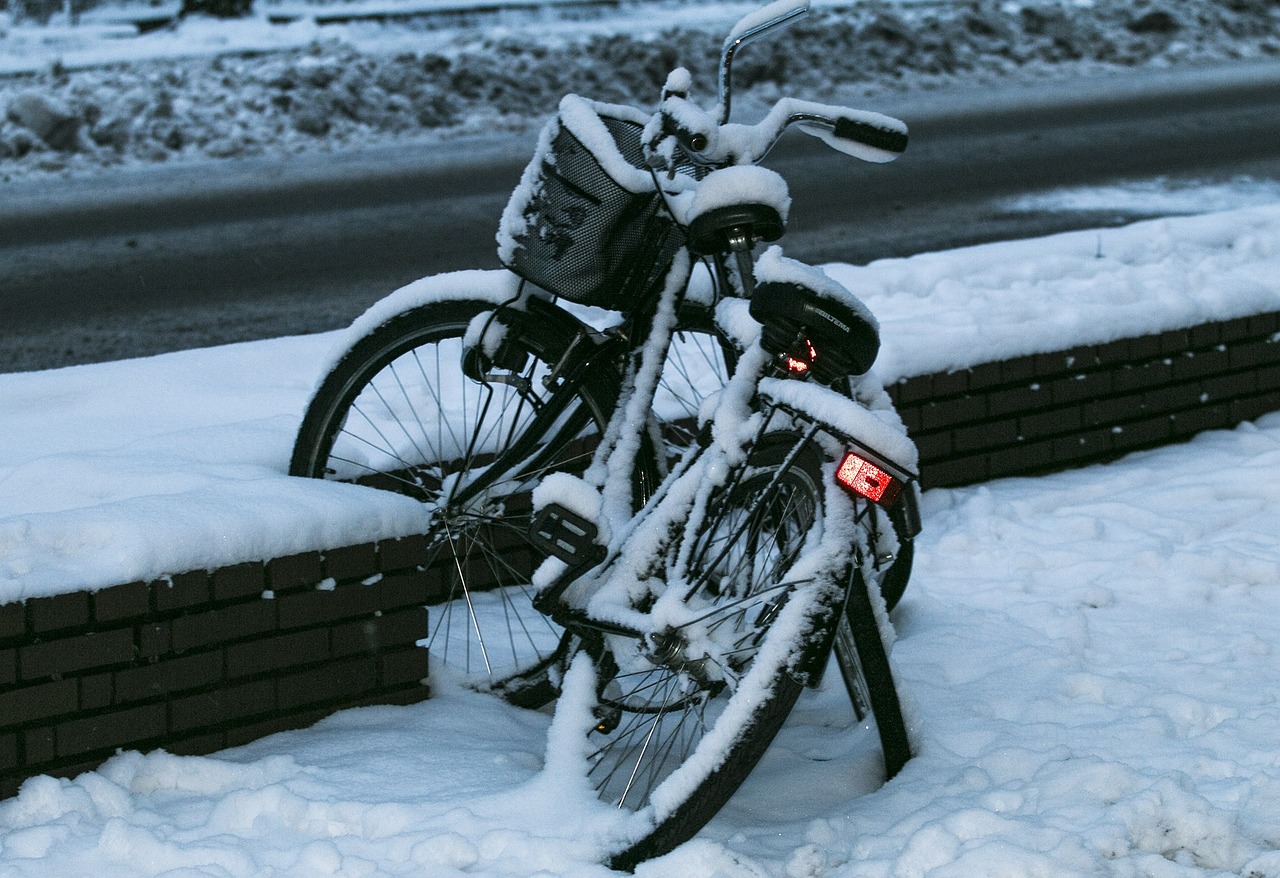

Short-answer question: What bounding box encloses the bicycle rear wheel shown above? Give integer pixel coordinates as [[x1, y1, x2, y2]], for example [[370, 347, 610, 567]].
[[833, 559, 912, 782], [564, 434, 844, 869], [291, 296, 619, 691]]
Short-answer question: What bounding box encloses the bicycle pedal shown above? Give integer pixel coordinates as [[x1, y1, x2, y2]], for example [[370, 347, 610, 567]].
[[530, 503, 603, 565]]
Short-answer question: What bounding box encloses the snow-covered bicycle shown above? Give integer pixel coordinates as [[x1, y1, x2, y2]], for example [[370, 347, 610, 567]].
[[291, 0, 920, 866]]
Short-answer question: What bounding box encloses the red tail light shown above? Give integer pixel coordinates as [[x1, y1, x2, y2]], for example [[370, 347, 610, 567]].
[[836, 452, 904, 507], [785, 340, 818, 376]]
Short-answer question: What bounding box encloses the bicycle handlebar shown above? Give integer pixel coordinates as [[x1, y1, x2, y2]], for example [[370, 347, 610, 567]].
[[646, 94, 908, 173]]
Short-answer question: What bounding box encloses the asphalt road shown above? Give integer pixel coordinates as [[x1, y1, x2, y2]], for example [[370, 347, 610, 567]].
[[3, 59, 1280, 372]]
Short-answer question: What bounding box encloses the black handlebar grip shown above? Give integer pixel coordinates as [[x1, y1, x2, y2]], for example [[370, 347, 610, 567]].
[[833, 117, 909, 155]]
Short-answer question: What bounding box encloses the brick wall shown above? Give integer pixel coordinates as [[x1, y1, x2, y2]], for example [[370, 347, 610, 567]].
[[890, 310, 1280, 488], [0, 535, 438, 798], [4, 307, 1280, 796]]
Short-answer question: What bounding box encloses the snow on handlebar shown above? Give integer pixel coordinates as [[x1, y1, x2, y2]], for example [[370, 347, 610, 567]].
[[647, 93, 908, 170]]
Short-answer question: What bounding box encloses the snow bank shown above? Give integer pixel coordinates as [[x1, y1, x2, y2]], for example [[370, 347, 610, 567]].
[[2, 409, 1279, 875], [2, 201, 1278, 602]]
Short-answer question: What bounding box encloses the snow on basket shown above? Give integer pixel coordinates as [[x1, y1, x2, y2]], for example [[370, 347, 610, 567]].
[[497, 95, 685, 310]]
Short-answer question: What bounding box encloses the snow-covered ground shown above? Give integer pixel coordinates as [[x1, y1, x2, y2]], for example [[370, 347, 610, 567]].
[[2, 0, 1279, 181], [4, 1, 1280, 873], [2, 208, 1280, 873]]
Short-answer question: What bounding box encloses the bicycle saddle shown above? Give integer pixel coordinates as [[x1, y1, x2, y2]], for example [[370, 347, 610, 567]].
[[686, 204, 786, 255], [750, 280, 880, 380]]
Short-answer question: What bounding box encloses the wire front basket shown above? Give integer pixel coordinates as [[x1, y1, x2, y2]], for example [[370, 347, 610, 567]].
[[498, 96, 685, 310]]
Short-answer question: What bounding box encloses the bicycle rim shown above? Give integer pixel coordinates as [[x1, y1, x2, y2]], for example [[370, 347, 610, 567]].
[[580, 434, 839, 868], [291, 298, 618, 690]]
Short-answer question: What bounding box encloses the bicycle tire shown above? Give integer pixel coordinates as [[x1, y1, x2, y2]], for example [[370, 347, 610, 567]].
[[832, 560, 912, 781], [290, 296, 620, 691], [661, 306, 917, 613], [563, 433, 843, 869], [655, 300, 738, 454]]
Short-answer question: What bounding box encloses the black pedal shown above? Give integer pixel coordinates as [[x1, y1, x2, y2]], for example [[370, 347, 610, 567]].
[[530, 503, 604, 565]]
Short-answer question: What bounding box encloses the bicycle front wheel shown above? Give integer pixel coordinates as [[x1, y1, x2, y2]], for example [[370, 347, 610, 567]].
[[572, 433, 842, 869], [291, 296, 619, 691]]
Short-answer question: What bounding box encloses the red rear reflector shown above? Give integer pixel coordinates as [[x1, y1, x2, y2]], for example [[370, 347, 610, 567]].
[[836, 452, 903, 506]]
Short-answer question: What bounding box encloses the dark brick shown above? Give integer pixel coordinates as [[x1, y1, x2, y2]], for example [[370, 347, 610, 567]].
[[1157, 327, 1192, 356], [1109, 415, 1172, 450], [24, 728, 56, 765], [92, 582, 150, 624], [80, 673, 113, 711], [1143, 383, 1206, 414], [165, 730, 226, 758], [1189, 322, 1221, 350], [19, 628, 135, 680], [29, 592, 91, 634], [138, 621, 172, 660], [379, 648, 430, 688], [155, 570, 211, 613], [1168, 404, 1232, 438], [1201, 371, 1257, 402], [920, 453, 989, 489], [381, 571, 434, 611], [1231, 391, 1280, 423], [1255, 363, 1280, 392], [57, 703, 167, 758], [931, 370, 969, 397], [115, 651, 224, 704], [1019, 406, 1083, 438], [210, 562, 267, 603], [0, 775, 20, 800], [369, 686, 431, 708], [919, 395, 986, 431], [171, 678, 276, 733], [896, 405, 922, 435], [1218, 315, 1255, 343], [0, 679, 78, 728], [1112, 360, 1174, 393], [378, 535, 430, 573], [1248, 312, 1280, 337], [1033, 350, 1073, 377], [951, 418, 1019, 454], [267, 551, 325, 592], [1094, 338, 1132, 367], [966, 361, 1004, 391], [226, 628, 329, 679], [997, 354, 1037, 384], [0, 602, 24, 642], [324, 543, 380, 583], [1230, 338, 1280, 369], [171, 600, 276, 654], [986, 439, 1055, 480], [332, 608, 427, 658], [277, 656, 378, 711], [277, 582, 384, 630], [1, 732, 17, 771], [1051, 371, 1112, 405], [0, 649, 14, 686], [889, 375, 932, 406], [1052, 428, 1113, 464], [1084, 393, 1147, 427], [986, 383, 1048, 417], [1170, 348, 1231, 382], [1129, 332, 1166, 360], [225, 708, 331, 749], [910, 430, 953, 462]]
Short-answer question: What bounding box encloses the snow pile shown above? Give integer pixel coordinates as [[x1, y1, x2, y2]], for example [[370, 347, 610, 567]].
[[1, 411, 1279, 875], [3, 201, 1280, 601], [2, 0, 1279, 179]]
